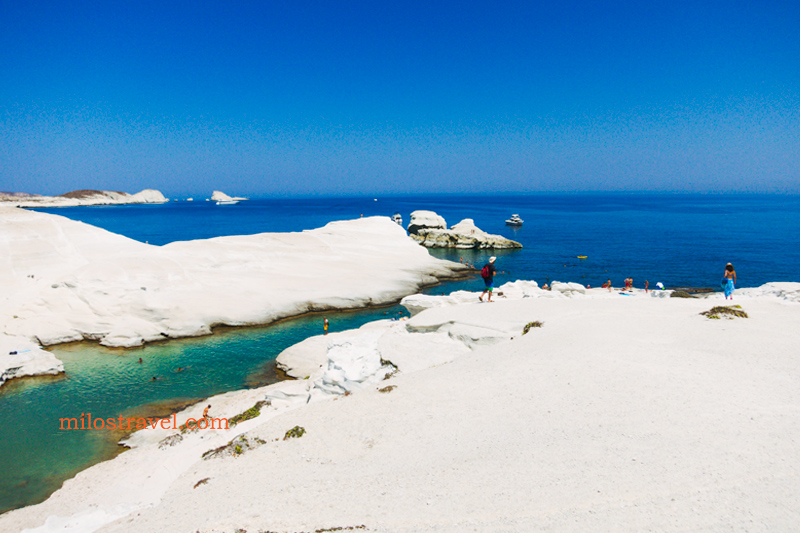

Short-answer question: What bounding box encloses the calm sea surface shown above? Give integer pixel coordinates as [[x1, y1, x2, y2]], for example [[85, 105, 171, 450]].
[[1, 193, 798, 514], [31, 193, 800, 288]]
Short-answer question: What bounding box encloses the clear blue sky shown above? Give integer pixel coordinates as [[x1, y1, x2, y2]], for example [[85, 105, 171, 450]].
[[1, 0, 798, 197]]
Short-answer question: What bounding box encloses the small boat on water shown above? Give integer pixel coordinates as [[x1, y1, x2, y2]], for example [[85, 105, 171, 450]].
[[505, 214, 523, 226], [216, 200, 240, 205], [577, 255, 587, 259], [391, 212, 403, 225]]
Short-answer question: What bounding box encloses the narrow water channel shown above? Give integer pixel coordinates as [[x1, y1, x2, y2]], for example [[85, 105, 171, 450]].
[[0, 304, 410, 514]]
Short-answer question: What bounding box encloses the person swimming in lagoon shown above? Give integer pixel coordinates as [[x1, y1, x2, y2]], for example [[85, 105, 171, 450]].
[[722, 263, 737, 299]]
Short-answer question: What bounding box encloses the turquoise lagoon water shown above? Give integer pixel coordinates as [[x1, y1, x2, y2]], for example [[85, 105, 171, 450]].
[[3, 193, 800, 514], [0, 305, 408, 514]]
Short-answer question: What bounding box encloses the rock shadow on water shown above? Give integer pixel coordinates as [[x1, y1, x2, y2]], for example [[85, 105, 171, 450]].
[[115, 397, 205, 441], [0, 372, 67, 397], [244, 359, 292, 387]]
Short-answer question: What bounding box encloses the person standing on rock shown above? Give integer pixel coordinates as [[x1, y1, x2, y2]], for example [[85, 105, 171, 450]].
[[722, 263, 737, 300], [479, 257, 497, 302]]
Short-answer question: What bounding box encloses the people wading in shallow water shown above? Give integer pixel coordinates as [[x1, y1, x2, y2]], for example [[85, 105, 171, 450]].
[[324, 317, 329, 335], [722, 263, 737, 300], [479, 257, 497, 302]]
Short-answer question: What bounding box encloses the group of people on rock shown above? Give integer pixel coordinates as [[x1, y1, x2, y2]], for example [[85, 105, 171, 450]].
[[473, 257, 738, 299], [597, 263, 737, 298]]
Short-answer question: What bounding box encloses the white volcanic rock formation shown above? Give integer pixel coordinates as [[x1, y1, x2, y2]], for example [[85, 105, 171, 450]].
[[0, 189, 168, 208], [407, 211, 522, 249], [406, 210, 447, 234], [2, 291, 799, 532], [728, 282, 800, 302], [0, 335, 63, 387], [210, 190, 248, 201], [0, 207, 468, 355]]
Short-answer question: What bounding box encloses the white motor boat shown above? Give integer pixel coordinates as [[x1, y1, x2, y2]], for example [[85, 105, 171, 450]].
[[391, 212, 403, 225], [216, 200, 240, 205], [505, 214, 523, 226]]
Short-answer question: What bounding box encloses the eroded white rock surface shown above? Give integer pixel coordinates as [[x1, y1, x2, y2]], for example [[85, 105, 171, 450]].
[[646, 282, 800, 302], [400, 279, 597, 315], [4, 292, 800, 533], [0, 335, 63, 387], [406, 210, 447, 234], [408, 212, 522, 249], [0, 207, 468, 351], [277, 317, 474, 382], [550, 280, 587, 295], [210, 190, 248, 202], [710, 281, 800, 302]]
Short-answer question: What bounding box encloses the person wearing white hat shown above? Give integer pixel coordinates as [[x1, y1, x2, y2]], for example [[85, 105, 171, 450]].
[[479, 256, 497, 302]]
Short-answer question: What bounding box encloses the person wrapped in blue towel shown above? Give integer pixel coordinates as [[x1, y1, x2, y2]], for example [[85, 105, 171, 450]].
[[721, 262, 737, 300]]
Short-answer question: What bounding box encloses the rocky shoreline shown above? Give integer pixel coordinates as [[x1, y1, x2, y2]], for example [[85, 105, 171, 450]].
[[0, 208, 469, 386], [2, 280, 799, 531]]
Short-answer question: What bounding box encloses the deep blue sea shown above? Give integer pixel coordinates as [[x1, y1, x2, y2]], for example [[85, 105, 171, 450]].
[[32, 193, 800, 288], [2, 193, 799, 514]]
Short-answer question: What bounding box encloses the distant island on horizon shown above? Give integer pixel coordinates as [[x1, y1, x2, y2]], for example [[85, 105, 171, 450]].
[[0, 188, 169, 208]]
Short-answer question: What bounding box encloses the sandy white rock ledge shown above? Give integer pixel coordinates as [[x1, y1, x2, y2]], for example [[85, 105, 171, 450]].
[[0, 335, 63, 387], [2, 288, 799, 532], [0, 189, 168, 208], [0, 207, 468, 351]]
